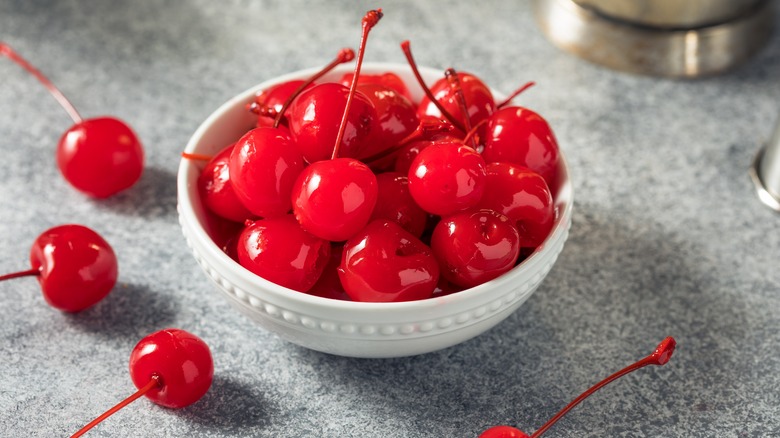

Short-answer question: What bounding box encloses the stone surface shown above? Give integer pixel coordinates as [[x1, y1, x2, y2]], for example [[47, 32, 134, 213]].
[[1, 1, 779, 436]]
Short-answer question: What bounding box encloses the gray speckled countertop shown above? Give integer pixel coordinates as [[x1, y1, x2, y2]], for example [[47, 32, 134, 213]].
[[1, 1, 779, 437]]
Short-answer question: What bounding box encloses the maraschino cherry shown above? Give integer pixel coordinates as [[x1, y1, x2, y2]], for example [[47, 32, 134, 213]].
[[291, 9, 383, 242], [370, 172, 428, 237], [407, 140, 487, 216], [193, 143, 254, 223], [479, 337, 677, 438], [1, 43, 144, 198], [0, 224, 118, 312], [229, 126, 305, 218], [430, 209, 520, 288], [477, 163, 554, 250], [339, 219, 439, 302], [237, 215, 331, 292], [71, 328, 214, 437], [480, 106, 564, 199]]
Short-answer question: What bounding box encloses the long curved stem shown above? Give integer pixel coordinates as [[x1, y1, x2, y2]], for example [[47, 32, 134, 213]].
[[273, 47, 355, 128], [0, 42, 83, 124], [400, 40, 465, 133], [531, 337, 676, 438], [332, 10, 383, 160], [497, 81, 536, 109], [71, 375, 161, 438]]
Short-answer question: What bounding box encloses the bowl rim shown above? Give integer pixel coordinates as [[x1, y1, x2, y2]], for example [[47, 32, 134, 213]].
[[177, 62, 573, 314]]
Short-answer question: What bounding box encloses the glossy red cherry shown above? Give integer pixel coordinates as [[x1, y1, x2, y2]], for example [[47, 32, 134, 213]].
[[229, 127, 305, 218], [251, 79, 309, 127], [57, 117, 144, 198], [287, 82, 378, 163], [72, 329, 214, 437], [480, 337, 677, 438], [417, 71, 495, 135], [128, 328, 214, 409], [431, 209, 520, 288], [477, 163, 554, 249], [196, 143, 254, 223], [370, 172, 427, 237], [479, 425, 529, 438], [338, 219, 439, 302], [340, 71, 414, 102], [2, 43, 144, 198], [307, 243, 352, 301], [392, 129, 461, 175], [480, 106, 564, 198], [237, 215, 330, 292], [291, 158, 378, 241], [356, 82, 419, 164], [408, 141, 487, 216], [0, 224, 118, 312]]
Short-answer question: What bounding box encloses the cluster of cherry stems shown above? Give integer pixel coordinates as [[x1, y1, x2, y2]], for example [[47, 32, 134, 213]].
[[1, 9, 674, 437]]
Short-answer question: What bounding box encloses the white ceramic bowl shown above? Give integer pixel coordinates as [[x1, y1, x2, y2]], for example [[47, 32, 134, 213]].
[[177, 63, 573, 358]]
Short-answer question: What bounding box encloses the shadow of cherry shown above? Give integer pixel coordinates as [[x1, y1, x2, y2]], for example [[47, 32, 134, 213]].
[[65, 282, 179, 342], [175, 374, 279, 434], [92, 165, 179, 219]]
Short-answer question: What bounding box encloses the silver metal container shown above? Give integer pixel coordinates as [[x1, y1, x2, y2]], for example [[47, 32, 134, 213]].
[[533, 0, 774, 77]]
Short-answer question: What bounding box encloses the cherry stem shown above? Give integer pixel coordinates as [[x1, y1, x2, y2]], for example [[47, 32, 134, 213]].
[[273, 47, 355, 129], [0, 268, 40, 282], [530, 337, 676, 438], [362, 118, 452, 166], [497, 81, 536, 109], [399, 40, 465, 133], [332, 10, 382, 160], [0, 42, 83, 124], [462, 118, 488, 147], [444, 68, 477, 149], [71, 375, 162, 438], [181, 152, 214, 162]]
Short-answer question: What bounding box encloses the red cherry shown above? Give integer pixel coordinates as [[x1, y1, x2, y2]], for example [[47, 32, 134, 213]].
[[128, 329, 214, 409], [370, 172, 428, 237], [338, 219, 439, 302], [307, 243, 352, 301], [417, 71, 495, 134], [196, 143, 255, 223], [430, 209, 520, 288], [481, 106, 563, 198], [287, 82, 378, 163], [480, 337, 677, 438], [237, 215, 330, 292], [356, 82, 419, 164], [251, 79, 309, 126], [56, 117, 144, 198], [477, 163, 554, 249], [2, 43, 144, 198], [339, 71, 414, 102], [1, 224, 118, 312], [291, 158, 378, 241], [229, 127, 305, 218], [479, 425, 529, 438], [72, 329, 214, 437], [407, 141, 487, 216]]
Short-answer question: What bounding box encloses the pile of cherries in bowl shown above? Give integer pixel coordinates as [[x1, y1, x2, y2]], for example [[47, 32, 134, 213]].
[[177, 11, 572, 358], [185, 55, 566, 304]]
